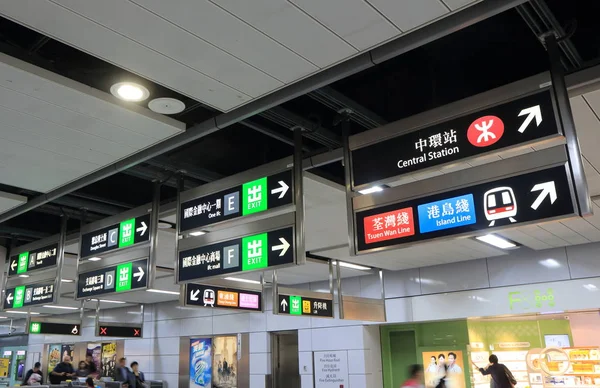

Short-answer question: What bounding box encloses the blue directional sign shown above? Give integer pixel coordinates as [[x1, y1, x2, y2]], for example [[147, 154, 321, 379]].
[[417, 194, 477, 233]]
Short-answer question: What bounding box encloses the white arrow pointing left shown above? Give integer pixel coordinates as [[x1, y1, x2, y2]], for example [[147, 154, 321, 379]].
[[271, 180, 289, 199], [136, 221, 148, 236], [531, 181, 557, 210], [517, 105, 542, 133], [134, 267, 145, 282], [272, 238, 291, 257], [6, 293, 13, 304], [190, 289, 200, 301], [10, 261, 16, 271]]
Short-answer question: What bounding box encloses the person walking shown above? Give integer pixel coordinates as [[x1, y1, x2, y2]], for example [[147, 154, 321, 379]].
[[115, 357, 135, 388], [401, 364, 425, 388], [131, 362, 145, 388], [22, 362, 42, 386], [473, 355, 517, 388]]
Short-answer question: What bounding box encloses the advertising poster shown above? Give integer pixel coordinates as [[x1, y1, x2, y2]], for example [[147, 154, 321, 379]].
[[47, 344, 61, 375], [87, 343, 102, 373], [190, 338, 212, 388], [213, 336, 238, 388], [102, 342, 117, 378], [423, 350, 466, 388], [0, 358, 9, 378], [61, 344, 74, 361]]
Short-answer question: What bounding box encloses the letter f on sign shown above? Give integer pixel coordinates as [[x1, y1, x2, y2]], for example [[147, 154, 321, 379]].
[[508, 291, 521, 310]]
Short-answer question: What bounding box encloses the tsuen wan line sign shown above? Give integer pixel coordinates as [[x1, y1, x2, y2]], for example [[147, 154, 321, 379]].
[[97, 324, 142, 338], [278, 294, 333, 318], [180, 170, 293, 232], [8, 243, 59, 276], [184, 283, 262, 312], [76, 258, 148, 299], [80, 214, 151, 258], [30, 322, 81, 336], [4, 282, 54, 309], [355, 165, 575, 253], [178, 227, 294, 282], [351, 90, 560, 186]]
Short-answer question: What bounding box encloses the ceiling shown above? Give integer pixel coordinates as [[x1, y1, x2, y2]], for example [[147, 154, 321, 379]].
[[0, 0, 479, 111]]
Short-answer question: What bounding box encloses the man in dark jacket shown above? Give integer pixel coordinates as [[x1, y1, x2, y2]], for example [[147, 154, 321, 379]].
[[50, 356, 76, 384], [115, 357, 135, 387], [474, 355, 517, 388]]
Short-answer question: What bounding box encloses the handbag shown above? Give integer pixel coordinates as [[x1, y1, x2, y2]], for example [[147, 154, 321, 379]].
[[503, 365, 517, 387]]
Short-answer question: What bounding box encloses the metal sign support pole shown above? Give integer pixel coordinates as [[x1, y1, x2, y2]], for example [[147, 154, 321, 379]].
[[546, 33, 592, 215], [0, 238, 13, 312], [293, 127, 306, 266], [25, 309, 31, 334], [79, 300, 85, 321], [328, 260, 334, 295], [75, 209, 87, 289], [54, 213, 68, 303], [336, 260, 344, 319], [260, 273, 266, 313], [140, 304, 145, 327], [94, 299, 101, 334], [272, 270, 278, 315], [175, 175, 184, 284], [148, 181, 161, 289], [379, 269, 387, 320], [341, 118, 357, 255]]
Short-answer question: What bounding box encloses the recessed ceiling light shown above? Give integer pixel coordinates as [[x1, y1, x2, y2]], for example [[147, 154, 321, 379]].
[[110, 82, 150, 102], [332, 261, 372, 271], [358, 186, 384, 195], [158, 222, 172, 229], [42, 305, 79, 310], [224, 277, 261, 285], [6, 311, 39, 315], [99, 299, 127, 304], [61, 279, 74, 283], [148, 97, 185, 115], [88, 257, 102, 262], [189, 231, 207, 237], [583, 284, 598, 291], [146, 289, 180, 295], [475, 234, 518, 249], [18, 274, 29, 278]]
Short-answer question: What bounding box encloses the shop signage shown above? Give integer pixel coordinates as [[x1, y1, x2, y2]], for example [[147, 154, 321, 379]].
[[184, 283, 262, 312], [29, 322, 81, 336], [508, 288, 555, 311], [351, 90, 559, 186], [498, 342, 531, 348], [355, 165, 574, 252], [180, 170, 293, 232], [80, 214, 151, 258], [97, 324, 142, 338], [313, 351, 349, 388], [8, 243, 59, 277], [76, 258, 148, 299], [278, 294, 333, 318], [178, 227, 294, 282], [4, 282, 54, 309]]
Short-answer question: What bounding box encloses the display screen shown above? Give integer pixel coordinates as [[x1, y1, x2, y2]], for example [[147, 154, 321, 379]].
[[544, 334, 571, 348]]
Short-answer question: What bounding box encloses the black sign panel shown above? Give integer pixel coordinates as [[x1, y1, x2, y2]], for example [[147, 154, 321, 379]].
[[178, 227, 294, 282], [29, 321, 81, 336], [97, 324, 142, 338], [76, 258, 148, 299], [4, 282, 55, 309], [278, 294, 333, 318], [184, 283, 262, 312], [80, 214, 151, 258], [355, 165, 575, 252], [8, 243, 59, 277], [180, 170, 293, 232], [352, 91, 560, 186]]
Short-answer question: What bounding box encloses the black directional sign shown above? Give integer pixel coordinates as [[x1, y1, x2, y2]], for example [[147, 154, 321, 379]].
[[8, 243, 59, 277], [352, 90, 560, 186], [184, 283, 262, 312], [178, 227, 294, 282], [278, 294, 333, 318], [29, 322, 81, 336], [97, 324, 142, 338], [80, 214, 151, 258], [180, 170, 293, 232], [76, 258, 148, 299], [4, 282, 55, 309], [355, 165, 575, 252]]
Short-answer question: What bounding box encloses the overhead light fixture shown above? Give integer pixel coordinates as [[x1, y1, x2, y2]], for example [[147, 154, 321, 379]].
[[88, 257, 102, 262], [475, 234, 518, 249], [0, 317, 7, 319], [224, 277, 261, 285], [110, 82, 150, 102], [539, 258, 562, 268], [42, 305, 79, 310], [6, 311, 39, 315], [99, 299, 127, 304], [158, 222, 172, 229], [148, 97, 185, 115], [61, 279, 74, 283], [358, 186, 384, 195], [18, 274, 29, 278], [189, 231, 207, 237], [332, 261, 372, 271], [584, 284, 598, 291], [146, 289, 180, 295]]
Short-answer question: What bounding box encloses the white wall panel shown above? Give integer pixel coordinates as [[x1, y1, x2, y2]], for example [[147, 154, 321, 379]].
[[123, 338, 151, 356], [179, 316, 213, 337], [419, 259, 489, 294], [566, 242, 600, 279], [249, 352, 271, 375], [299, 351, 313, 375], [311, 326, 365, 351], [150, 337, 180, 355]]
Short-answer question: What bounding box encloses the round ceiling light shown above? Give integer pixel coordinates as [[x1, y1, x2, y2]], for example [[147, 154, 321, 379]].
[[148, 97, 185, 115], [110, 82, 150, 102]]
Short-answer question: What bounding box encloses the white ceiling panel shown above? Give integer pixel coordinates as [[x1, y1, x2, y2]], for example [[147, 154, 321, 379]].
[[443, 0, 479, 11], [0, 191, 27, 214], [289, 0, 400, 50], [367, 0, 449, 32], [130, 0, 318, 84], [582, 157, 600, 196], [571, 95, 600, 172], [538, 222, 589, 245]]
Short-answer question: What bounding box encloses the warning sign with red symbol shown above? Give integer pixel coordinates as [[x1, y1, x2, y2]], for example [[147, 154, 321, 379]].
[[363, 207, 415, 244], [467, 115, 504, 147], [97, 324, 142, 338]]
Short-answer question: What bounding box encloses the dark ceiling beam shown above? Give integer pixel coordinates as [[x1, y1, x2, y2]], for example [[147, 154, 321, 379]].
[[0, 0, 525, 223], [0, 226, 51, 240], [240, 120, 312, 152], [51, 196, 129, 215], [308, 86, 388, 129], [124, 165, 198, 191], [145, 156, 224, 183]]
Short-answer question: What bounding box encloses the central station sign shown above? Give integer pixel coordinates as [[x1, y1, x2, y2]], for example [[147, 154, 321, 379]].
[[178, 226, 294, 282], [184, 283, 262, 312], [355, 164, 575, 252], [351, 90, 560, 187], [180, 170, 293, 232], [4, 281, 55, 309], [80, 214, 151, 258], [76, 258, 148, 299], [97, 324, 142, 338], [278, 293, 333, 318], [8, 243, 58, 277], [30, 322, 81, 336]]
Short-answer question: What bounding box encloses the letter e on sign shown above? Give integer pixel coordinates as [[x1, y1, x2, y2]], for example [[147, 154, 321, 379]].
[[467, 115, 504, 147]]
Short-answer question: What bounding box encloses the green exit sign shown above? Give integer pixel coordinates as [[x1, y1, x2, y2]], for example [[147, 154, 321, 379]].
[[17, 252, 28, 274], [242, 177, 268, 216], [30, 322, 41, 334]]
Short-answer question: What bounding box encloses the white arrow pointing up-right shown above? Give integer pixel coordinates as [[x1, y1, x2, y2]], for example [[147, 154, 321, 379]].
[[280, 298, 288, 312], [272, 238, 291, 257], [190, 289, 200, 301], [531, 181, 557, 210], [10, 261, 16, 271], [517, 105, 542, 133], [6, 293, 13, 304]]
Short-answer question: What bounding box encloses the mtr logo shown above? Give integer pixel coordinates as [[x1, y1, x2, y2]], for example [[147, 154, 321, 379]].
[[508, 289, 555, 311]]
